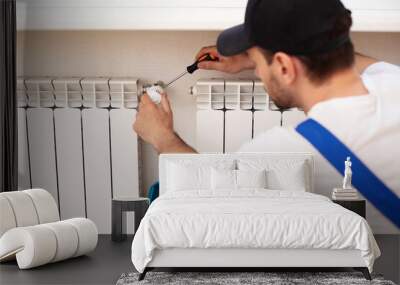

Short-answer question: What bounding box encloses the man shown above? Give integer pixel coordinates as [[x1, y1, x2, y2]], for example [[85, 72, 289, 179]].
[[133, 0, 400, 233]]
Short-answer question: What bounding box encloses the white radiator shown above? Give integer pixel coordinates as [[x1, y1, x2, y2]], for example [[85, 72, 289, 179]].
[[17, 77, 140, 234], [16, 77, 306, 233], [191, 79, 307, 153]]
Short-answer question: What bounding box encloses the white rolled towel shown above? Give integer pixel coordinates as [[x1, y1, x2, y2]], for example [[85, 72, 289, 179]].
[[0, 225, 57, 268], [0, 196, 17, 237], [42, 221, 79, 262], [0, 189, 59, 237], [23, 189, 60, 224], [0, 218, 98, 269], [0, 191, 39, 227], [64, 218, 98, 257]]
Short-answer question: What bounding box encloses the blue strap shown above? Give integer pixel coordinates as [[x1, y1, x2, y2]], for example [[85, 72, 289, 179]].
[[296, 118, 400, 228]]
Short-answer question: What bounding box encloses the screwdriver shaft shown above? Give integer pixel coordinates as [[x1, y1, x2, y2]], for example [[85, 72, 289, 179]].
[[164, 53, 217, 88], [164, 71, 188, 87]]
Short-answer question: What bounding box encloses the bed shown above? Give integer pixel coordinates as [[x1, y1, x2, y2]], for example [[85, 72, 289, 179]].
[[131, 153, 380, 281]]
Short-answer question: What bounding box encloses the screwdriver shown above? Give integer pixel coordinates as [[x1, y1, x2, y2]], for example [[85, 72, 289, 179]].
[[164, 53, 218, 88]]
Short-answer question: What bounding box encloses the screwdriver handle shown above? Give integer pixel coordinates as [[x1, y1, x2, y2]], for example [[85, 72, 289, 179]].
[[186, 53, 218, 74]]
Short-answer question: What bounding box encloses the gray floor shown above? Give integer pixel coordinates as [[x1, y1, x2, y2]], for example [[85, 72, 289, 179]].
[[1, 235, 399, 285], [374, 235, 400, 284]]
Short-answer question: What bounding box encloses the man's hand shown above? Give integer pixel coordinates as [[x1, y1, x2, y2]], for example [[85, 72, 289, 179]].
[[196, 46, 255, 74], [133, 93, 196, 154]]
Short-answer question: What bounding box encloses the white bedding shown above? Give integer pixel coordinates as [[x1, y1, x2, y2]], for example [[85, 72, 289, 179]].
[[131, 190, 380, 273]]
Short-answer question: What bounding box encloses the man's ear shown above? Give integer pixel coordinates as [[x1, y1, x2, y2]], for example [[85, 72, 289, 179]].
[[272, 52, 297, 85]]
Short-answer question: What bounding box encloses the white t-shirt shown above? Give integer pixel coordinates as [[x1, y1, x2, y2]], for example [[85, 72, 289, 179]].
[[238, 62, 400, 234]]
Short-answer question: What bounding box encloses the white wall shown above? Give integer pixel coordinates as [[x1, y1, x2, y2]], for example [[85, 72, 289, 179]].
[[17, 31, 400, 195]]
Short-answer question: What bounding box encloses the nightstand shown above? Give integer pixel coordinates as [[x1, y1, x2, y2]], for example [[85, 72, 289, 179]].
[[112, 197, 150, 242], [333, 199, 366, 218]]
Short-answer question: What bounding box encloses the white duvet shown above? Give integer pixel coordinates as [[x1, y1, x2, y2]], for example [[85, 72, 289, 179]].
[[131, 190, 380, 273]]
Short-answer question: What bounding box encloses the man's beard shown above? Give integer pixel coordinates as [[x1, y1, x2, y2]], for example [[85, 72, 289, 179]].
[[265, 75, 296, 110]]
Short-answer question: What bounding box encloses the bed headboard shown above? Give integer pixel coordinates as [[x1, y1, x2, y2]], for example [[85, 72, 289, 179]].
[[159, 152, 314, 195]]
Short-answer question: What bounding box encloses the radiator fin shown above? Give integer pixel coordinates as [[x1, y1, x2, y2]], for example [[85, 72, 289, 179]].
[[82, 109, 112, 234], [110, 109, 139, 233], [17, 108, 31, 190], [26, 108, 59, 207], [54, 108, 86, 220], [225, 110, 253, 153]]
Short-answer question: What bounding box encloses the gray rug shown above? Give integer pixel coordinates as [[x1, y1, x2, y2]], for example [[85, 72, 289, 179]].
[[116, 272, 396, 285]]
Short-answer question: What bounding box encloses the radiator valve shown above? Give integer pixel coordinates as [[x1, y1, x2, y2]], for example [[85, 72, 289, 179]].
[[141, 82, 164, 104]]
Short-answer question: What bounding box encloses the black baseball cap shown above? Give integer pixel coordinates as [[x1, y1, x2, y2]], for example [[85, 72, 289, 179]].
[[217, 0, 351, 56]]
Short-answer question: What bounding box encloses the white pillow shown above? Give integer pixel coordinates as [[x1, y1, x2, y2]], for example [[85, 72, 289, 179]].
[[238, 159, 308, 191], [236, 169, 267, 189], [166, 159, 235, 191], [211, 169, 267, 190], [167, 163, 209, 191], [267, 162, 306, 191], [211, 168, 236, 190]]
